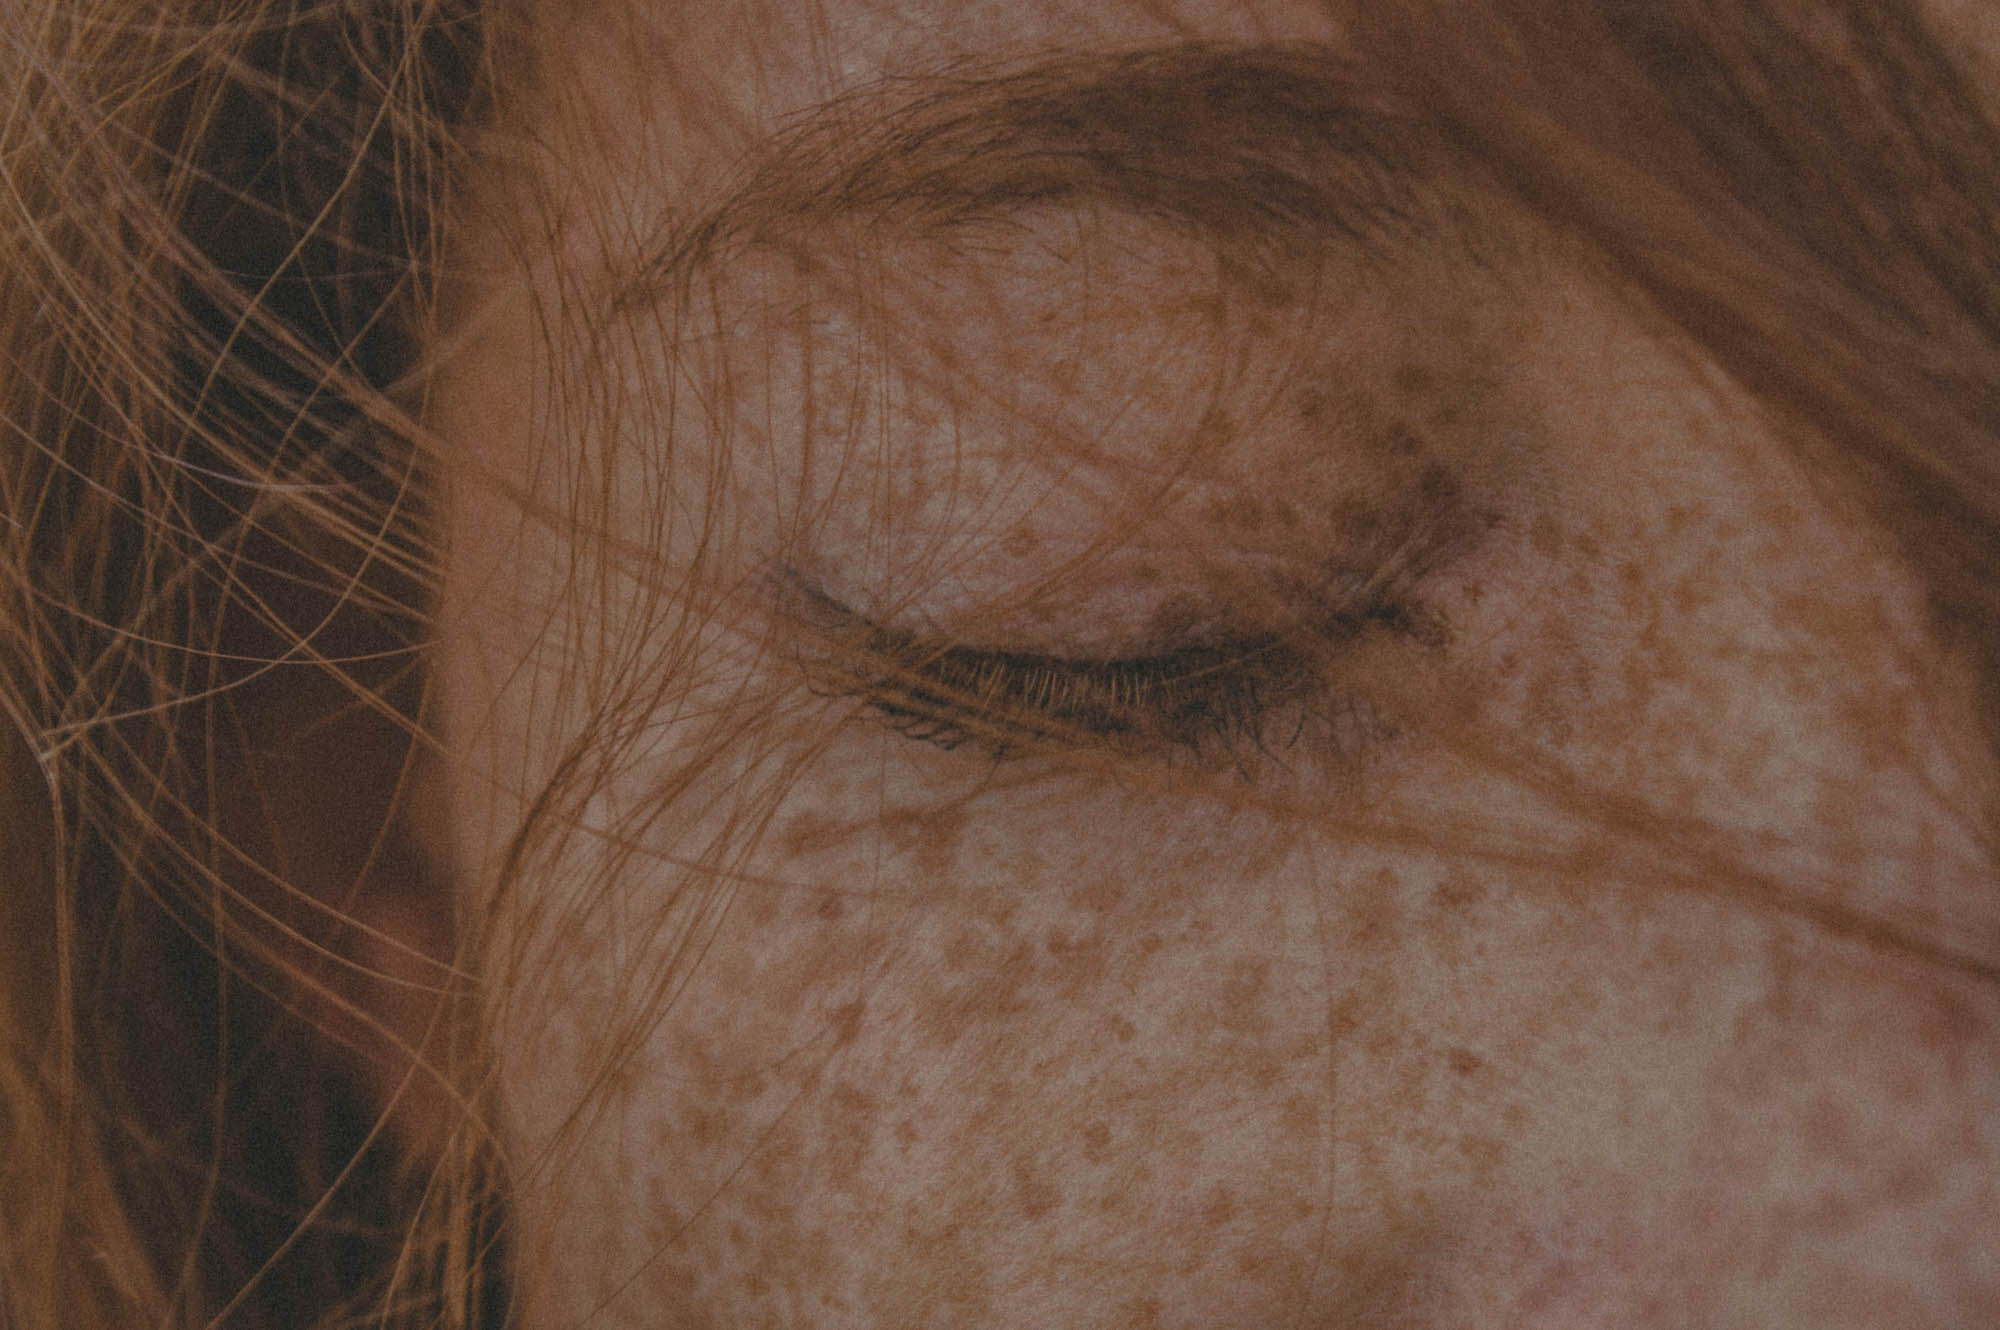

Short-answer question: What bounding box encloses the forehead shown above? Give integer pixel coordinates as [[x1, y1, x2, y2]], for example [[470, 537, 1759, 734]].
[[516, 0, 1351, 219], [508, 0, 2000, 262]]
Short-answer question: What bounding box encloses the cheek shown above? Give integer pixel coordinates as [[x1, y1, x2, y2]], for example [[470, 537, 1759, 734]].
[[484, 712, 2000, 1328], [494, 777, 1348, 1321]]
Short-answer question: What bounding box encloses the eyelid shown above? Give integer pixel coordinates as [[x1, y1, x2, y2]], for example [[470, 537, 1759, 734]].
[[785, 577, 1407, 761]]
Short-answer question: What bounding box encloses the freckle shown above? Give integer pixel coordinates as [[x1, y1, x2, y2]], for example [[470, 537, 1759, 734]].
[[816, 892, 845, 922], [1201, 1185, 1237, 1227], [1671, 574, 1713, 614], [829, 999, 866, 1048], [744, 886, 783, 929], [1615, 560, 1649, 615], [1221, 957, 1273, 1037], [1346, 867, 1406, 945], [1187, 291, 1227, 325], [1385, 422, 1426, 457], [1081, 1121, 1112, 1161], [1418, 460, 1458, 502], [894, 1119, 919, 1149], [943, 926, 985, 970], [1013, 1160, 1061, 1220], [1124, 1295, 1165, 1327], [1108, 1014, 1136, 1043], [1530, 513, 1562, 557], [685, 1105, 729, 1147], [895, 802, 966, 880], [1074, 875, 1123, 913], [1447, 1047, 1485, 1076], [1458, 1131, 1504, 1183], [779, 812, 844, 858], [1432, 868, 1488, 912], [1192, 405, 1235, 459]]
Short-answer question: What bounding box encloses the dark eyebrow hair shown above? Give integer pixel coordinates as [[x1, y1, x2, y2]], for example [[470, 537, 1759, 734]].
[[613, 43, 1453, 310]]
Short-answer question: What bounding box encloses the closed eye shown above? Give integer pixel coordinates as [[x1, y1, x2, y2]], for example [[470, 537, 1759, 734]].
[[788, 580, 1419, 765]]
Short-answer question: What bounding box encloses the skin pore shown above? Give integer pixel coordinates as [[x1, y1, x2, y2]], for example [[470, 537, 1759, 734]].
[[434, 1, 2000, 1325]]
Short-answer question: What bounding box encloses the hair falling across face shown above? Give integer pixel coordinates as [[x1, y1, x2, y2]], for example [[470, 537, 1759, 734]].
[[5, 1, 2000, 1327]]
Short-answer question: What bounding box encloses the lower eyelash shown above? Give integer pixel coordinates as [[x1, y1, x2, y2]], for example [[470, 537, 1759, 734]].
[[857, 636, 1308, 755], [789, 582, 1406, 764]]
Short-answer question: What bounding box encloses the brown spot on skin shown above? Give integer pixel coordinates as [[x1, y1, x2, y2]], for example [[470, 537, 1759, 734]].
[[684, 1104, 731, 1148], [1432, 868, 1488, 913], [822, 1081, 880, 1177], [1385, 421, 1426, 458], [1001, 526, 1039, 559], [1122, 1295, 1165, 1328], [881, 801, 968, 880], [1447, 1047, 1485, 1077], [829, 999, 866, 1048], [1530, 512, 1563, 557], [1220, 958, 1273, 1038], [1013, 1159, 1061, 1220], [778, 811, 847, 858], [1074, 875, 1124, 914], [1347, 866, 1406, 946], [1202, 1186, 1237, 1227], [1202, 492, 1266, 532], [1190, 405, 1234, 464], [1183, 290, 1228, 326], [1044, 926, 1110, 995], [1081, 1121, 1113, 1162], [1295, 387, 1328, 426], [1392, 361, 1436, 396], [1615, 558, 1650, 616]]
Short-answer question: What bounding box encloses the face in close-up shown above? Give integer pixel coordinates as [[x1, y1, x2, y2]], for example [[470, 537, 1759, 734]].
[[432, 0, 2000, 1324]]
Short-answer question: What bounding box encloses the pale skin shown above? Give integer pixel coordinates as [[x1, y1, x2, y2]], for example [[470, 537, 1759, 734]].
[[432, 0, 2000, 1325]]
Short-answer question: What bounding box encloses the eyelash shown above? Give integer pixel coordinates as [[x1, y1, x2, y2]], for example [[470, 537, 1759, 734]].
[[793, 585, 1408, 767]]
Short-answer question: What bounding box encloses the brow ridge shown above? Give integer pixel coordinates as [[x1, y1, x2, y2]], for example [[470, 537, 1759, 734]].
[[617, 42, 1450, 311]]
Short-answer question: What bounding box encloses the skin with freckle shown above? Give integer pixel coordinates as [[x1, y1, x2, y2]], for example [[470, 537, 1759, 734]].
[[436, 2, 2000, 1326]]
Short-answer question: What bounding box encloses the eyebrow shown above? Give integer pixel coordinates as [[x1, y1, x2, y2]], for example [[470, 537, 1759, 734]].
[[613, 43, 1452, 310]]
